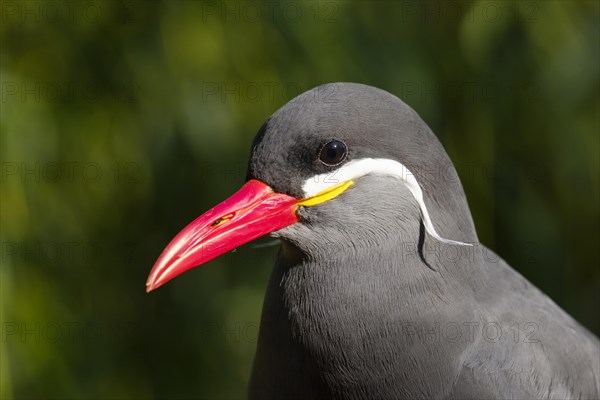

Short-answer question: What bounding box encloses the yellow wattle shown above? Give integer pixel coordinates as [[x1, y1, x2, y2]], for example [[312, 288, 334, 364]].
[[298, 180, 354, 207]]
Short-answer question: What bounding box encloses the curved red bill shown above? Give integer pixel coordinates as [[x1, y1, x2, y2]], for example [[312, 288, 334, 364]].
[[146, 179, 299, 292]]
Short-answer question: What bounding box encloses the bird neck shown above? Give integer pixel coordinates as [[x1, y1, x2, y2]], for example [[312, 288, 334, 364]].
[[251, 237, 485, 396], [274, 230, 486, 329]]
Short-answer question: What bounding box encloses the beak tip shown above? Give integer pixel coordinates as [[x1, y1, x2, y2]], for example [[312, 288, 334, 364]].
[[146, 278, 157, 293]]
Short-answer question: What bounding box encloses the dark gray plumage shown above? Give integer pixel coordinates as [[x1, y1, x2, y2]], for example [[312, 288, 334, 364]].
[[246, 83, 599, 399]]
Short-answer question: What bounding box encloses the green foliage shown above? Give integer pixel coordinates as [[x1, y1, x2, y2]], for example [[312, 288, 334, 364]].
[[1, 1, 598, 398]]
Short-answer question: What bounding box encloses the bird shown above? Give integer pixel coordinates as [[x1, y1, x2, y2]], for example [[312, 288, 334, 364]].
[[146, 83, 600, 399]]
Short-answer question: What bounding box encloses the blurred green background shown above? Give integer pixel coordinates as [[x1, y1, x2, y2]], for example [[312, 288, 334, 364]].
[[1, 1, 598, 399]]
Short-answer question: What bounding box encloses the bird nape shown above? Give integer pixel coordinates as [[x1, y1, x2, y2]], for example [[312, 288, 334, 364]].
[[146, 83, 599, 400]]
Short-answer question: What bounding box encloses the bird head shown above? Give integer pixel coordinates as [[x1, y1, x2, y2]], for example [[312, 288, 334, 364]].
[[146, 83, 476, 292]]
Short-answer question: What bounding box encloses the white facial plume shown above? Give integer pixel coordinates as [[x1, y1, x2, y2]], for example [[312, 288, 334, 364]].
[[302, 158, 472, 247]]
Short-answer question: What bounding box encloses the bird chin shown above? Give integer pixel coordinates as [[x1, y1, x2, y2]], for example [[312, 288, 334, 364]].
[[268, 224, 301, 242], [268, 223, 317, 255]]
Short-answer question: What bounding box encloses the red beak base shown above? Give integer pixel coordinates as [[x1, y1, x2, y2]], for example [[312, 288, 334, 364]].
[[146, 180, 299, 292]]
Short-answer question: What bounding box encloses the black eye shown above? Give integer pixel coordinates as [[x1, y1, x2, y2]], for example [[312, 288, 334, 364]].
[[319, 140, 348, 166]]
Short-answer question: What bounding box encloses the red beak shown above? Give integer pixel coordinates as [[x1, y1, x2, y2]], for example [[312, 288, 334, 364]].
[[146, 179, 299, 292]]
